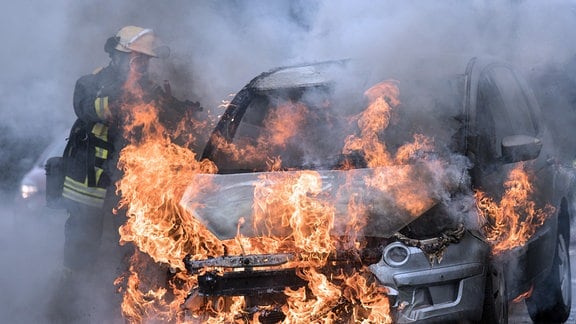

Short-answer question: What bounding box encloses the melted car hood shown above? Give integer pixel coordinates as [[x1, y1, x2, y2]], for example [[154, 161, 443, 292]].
[[181, 162, 459, 240]]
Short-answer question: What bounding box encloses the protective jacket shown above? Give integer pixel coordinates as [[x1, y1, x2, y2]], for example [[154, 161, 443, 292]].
[[62, 66, 119, 207], [61, 65, 199, 208]]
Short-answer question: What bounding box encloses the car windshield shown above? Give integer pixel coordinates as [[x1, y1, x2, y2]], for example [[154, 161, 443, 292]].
[[212, 75, 465, 174], [229, 85, 353, 171]]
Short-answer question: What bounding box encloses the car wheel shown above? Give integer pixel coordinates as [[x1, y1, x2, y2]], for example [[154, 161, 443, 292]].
[[526, 232, 572, 323], [482, 263, 508, 324]]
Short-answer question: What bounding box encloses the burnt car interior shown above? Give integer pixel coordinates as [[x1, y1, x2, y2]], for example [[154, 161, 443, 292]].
[[214, 85, 362, 173]]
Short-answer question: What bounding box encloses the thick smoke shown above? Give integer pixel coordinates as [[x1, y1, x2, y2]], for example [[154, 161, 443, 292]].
[[1, 0, 576, 322]]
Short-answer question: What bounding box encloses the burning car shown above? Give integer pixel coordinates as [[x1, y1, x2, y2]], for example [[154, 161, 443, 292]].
[[115, 57, 572, 323]]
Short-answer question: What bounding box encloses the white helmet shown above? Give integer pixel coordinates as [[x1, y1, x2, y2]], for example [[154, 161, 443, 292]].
[[108, 25, 169, 58]]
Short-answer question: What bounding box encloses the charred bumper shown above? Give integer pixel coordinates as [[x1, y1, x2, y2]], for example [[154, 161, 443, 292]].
[[370, 230, 490, 323]]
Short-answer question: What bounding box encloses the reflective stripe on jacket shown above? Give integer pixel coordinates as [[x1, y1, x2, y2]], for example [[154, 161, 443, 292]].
[[62, 120, 113, 207], [63, 176, 107, 207]]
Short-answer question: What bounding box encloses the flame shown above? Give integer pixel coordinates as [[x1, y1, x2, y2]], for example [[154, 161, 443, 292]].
[[512, 285, 534, 303], [475, 163, 555, 254], [283, 268, 391, 323], [342, 81, 398, 167], [208, 100, 310, 171], [252, 171, 335, 264], [117, 250, 192, 323], [266, 102, 308, 148], [113, 78, 469, 322], [113, 70, 224, 322]]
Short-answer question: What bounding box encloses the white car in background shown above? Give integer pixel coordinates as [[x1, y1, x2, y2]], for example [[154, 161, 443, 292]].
[[15, 130, 68, 211]]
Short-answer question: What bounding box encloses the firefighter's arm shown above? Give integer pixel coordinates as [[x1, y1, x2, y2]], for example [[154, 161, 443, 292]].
[[159, 93, 204, 130], [73, 74, 121, 124], [140, 79, 203, 124], [166, 96, 203, 114], [157, 80, 203, 113]]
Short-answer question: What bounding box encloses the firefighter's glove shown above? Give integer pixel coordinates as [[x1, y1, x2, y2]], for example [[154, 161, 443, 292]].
[[166, 96, 204, 114], [181, 99, 203, 112]]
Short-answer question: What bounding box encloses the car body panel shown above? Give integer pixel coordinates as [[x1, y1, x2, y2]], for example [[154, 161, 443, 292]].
[[370, 231, 490, 323]]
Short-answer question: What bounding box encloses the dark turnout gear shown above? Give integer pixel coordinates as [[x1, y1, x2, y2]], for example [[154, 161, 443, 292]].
[[64, 202, 104, 270], [59, 29, 157, 275], [61, 120, 111, 207], [62, 65, 120, 208], [59, 64, 123, 276]]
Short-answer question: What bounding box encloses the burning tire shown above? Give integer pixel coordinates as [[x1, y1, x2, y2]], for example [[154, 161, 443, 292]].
[[481, 263, 508, 324], [526, 232, 572, 323]]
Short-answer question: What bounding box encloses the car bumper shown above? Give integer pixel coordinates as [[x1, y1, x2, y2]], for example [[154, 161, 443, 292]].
[[370, 231, 491, 323]]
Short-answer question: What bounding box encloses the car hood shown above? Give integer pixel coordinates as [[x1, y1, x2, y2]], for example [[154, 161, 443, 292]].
[[181, 161, 461, 240]]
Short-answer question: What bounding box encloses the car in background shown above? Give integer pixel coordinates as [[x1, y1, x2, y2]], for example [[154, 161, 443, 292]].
[[180, 57, 573, 323], [15, 129, 68, 211]]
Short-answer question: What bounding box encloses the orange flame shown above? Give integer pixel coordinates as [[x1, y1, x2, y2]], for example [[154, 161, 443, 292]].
[[252, 171, 335, 264], [113, 71, 223, 321], [475, 163, 555, 254], [113, 78, 493, 322], [512, 285, 534, 303], [117, 250, 193, 323], [208, 100, 310, 171], [342, 81, 398, 167]]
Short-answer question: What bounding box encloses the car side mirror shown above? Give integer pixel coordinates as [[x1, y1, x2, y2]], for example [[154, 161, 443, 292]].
[[501, 135, 542, 163]]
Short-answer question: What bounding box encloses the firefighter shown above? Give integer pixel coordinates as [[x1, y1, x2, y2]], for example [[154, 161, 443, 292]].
[[60, 25, 169, 273], [50, 25, 195, 321]]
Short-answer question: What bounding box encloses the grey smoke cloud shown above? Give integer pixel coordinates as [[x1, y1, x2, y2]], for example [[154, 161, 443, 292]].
[[1, 0, 576, 322]]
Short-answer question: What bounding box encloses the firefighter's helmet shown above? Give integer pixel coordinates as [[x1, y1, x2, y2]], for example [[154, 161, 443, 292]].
[[105, 25, 169, 58]]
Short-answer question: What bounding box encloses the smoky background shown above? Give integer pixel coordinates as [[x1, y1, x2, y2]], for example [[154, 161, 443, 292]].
[[1, 0, 576, 322]]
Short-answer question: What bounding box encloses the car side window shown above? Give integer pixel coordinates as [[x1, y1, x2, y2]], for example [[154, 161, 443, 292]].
[[476, 73, 504, 166], [487, 67, 538, 136], [475, 66, 539, 166]]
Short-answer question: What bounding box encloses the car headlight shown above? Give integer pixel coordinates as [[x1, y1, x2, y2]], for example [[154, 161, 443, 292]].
[[20, 184, 39, 199], [383, 242, 410, 267]]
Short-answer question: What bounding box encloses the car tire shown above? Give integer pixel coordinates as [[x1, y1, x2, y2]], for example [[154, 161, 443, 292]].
[[481, 263, 508, 324], [526, 232, 571, 323]]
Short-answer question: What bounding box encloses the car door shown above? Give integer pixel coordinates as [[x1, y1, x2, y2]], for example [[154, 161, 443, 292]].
[[467, 60, 557, 298]]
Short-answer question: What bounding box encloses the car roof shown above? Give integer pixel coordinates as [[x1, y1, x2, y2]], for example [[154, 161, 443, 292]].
[[250, 60, 349, 91], [247, 55, 485, 93]]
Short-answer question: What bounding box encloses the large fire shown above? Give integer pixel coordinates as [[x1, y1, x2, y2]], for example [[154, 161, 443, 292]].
[[475, 163, 555, 255], [111, 72, 551, 323]]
